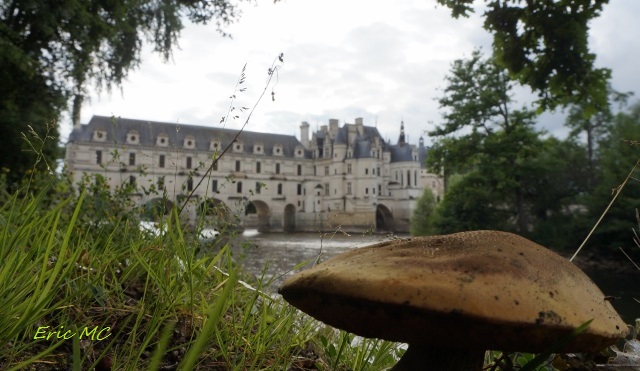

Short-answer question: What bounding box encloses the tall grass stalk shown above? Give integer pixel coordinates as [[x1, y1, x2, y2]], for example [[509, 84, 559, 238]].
[[570, 158, 640, 261]]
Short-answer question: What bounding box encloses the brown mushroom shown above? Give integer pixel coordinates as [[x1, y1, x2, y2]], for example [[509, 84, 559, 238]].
[[278, 230, 629, 370]]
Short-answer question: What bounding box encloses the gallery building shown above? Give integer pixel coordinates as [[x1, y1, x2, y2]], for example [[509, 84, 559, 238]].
[[65, 115, 444, 232]]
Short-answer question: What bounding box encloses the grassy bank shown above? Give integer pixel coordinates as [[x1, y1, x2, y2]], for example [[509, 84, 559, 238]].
[[1, 174, 638, 370], [0, 178, 402, 370]]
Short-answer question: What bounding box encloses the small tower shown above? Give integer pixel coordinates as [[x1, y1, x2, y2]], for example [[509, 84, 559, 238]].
[[398, 121, 406, 147]]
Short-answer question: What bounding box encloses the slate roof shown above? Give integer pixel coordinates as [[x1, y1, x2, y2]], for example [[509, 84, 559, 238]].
[[389, 144, 414, 162], [314, 122, 428, 163], [330, 124, 384, 159], [418, 139, 428, 169], [68, 116, 311, 158]]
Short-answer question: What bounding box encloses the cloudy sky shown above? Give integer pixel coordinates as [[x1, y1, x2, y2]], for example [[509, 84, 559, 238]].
[[67, 0, 640, 147]]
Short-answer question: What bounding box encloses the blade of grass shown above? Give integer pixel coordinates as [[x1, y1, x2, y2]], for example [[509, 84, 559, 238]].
[[148, 320, 177, 371], [181, 265, 238, 370]]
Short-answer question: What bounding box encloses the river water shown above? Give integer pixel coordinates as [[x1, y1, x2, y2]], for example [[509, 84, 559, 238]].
[[227, 230, 640, 324]]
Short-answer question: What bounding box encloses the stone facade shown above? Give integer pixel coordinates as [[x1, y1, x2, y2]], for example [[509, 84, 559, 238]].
[[65, 115, 444, 232]]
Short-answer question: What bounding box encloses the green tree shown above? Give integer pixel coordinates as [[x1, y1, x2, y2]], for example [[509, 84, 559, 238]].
[[0, 0, 253, 189], [410, 187, 437, 236], [427, 50, 543, 233], [564, 88, 633, 175], [523, 137, 591, 250], [437, 0, 611, 113], [429, 171, 511, 234], [583, 102, 640, 253]]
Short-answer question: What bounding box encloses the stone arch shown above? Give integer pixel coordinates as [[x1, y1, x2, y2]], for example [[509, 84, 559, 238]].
[[376, 204, 395, 232], [142, 198, 175, 221], [284, 204, 296, 232], [245, 200, 271, 232], [199, 198, 232, 229], [245, 202, 257, 215]]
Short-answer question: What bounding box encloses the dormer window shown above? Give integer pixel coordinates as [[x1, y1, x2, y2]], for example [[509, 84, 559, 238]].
[[254, 143, 264, 154], [210, 140, 220, 151], [126, 130, 139, 145], [294, 145, 304, 158], [157, 133, 169, 146], [93, 128, 107, 142], [274, 144, 283, 156], [233, 141, 244, 153], [184, 135, 195, 149]]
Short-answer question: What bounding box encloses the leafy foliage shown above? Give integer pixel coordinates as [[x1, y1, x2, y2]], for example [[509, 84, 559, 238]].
[[429, 171, 511, 233], [522, 137, 591, 249], [583, 103, 640, 253], [410, 187, 437, 236], [564, 88, 634, 175], [437, 0, 611, 113], [427, 50, 543, 234], [0, 0, 253, 189], [426, 50, 605, 251]]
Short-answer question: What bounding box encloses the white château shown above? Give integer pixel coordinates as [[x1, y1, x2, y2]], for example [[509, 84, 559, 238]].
[[65, 115, 444, 232]]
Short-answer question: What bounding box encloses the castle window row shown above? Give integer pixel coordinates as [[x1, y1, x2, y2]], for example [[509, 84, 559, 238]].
[[92, 129, 304, 157], [92, 150, 310, 176]]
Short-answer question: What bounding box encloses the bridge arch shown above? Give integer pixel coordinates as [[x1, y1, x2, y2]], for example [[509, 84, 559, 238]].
[[284, 204, 296, 232], [376, 204, 395, 232], [198, 198, 233, 230], [245, 200, 271, 232], [142, 198, 175, 221]]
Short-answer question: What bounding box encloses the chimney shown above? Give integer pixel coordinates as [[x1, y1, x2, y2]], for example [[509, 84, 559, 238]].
[[329, 118, 339, 136], [355, 117, 364, 135], [300, 121, 310, 149], [71, 94, 83, 128], [348, 123, 356, 145]]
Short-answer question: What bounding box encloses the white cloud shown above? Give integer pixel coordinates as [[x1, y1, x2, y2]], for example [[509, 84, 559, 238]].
[[72, 0, 639, 149]]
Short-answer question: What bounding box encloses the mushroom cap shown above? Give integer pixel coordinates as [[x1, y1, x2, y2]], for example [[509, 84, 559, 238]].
[[279, 230, 628, 353]]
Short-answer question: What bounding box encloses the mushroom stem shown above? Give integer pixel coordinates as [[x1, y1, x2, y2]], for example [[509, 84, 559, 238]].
[[392, 344, 485, 371]]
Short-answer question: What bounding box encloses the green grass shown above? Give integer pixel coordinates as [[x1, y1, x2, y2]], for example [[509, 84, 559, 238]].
[[1, 172, 638, 370], [0, 177, 403, 370]]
